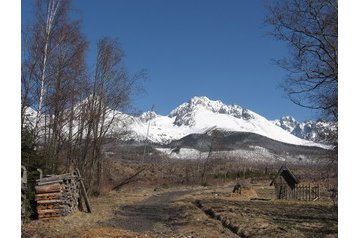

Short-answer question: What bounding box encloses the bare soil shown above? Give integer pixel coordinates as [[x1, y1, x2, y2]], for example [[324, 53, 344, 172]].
[[21, 182, 337, 238]]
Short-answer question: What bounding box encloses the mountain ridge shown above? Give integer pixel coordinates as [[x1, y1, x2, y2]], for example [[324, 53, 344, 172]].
[[125, 96, 331, 148], [271, 116, 337, 144], [23, 96, 335, 149]]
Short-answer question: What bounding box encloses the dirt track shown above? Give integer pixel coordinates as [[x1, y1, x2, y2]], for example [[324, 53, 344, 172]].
[[21, 183, 337, 238], [103, 190, 191, 235], [22, 186, 239, 238]]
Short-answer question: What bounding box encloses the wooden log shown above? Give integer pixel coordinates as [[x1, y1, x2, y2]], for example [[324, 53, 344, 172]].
[[37, 209, 63, 215], [35, 192, 64, 200], [37, 204, 60, 210], [37, 179, 64, 186], [250, 198, 271, 201], [75, 169, 91, 213], [38, 212, 64, 218], [35, 183, 63, 194], [37, 203, 70, 211], [36, 173, 74, 183], [36, 199, 63, 204]]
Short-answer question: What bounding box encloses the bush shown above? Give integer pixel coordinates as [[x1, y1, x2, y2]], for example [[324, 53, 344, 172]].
[[21, 126, 48, 220]]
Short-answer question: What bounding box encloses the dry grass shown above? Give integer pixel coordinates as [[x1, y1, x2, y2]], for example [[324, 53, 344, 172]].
[[21, 187, 160, 238], [184, 181, 338, 238], [22, 180, 337, 238]]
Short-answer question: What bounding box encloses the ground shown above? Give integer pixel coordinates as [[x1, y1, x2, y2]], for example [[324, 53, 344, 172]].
[[21, 181, 337, 238]]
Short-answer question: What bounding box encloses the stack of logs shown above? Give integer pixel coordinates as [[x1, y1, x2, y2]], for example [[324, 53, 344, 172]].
[[35, 173, 81, 219]]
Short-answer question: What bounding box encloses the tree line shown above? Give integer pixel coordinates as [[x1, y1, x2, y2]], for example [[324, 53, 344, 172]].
[[21, 0, 144, 194]]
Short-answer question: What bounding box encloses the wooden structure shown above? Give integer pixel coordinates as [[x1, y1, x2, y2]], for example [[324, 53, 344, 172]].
[[270, 165, 299, 199], [35, 170, 91, 219], [294, 184, 320, 201], [21, 166, 27, 223], [270, 165, 319, 200]]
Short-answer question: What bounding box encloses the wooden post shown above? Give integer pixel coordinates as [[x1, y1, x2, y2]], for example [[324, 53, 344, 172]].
[[75, 169, 92, 213], [318, 185, 320, 199], [21, 166, 27, 184], [21, 166, 27, 224], [307, 185, 309, 201], [309, 184, 311, 201], [301, 186, 303, 200], [297, 186, 299, 200], [37, 168, 43, 179]]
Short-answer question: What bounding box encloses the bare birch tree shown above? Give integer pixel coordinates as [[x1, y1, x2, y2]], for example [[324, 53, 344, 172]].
[[22, 0, 145, 194], [22, 0, 88, 172]]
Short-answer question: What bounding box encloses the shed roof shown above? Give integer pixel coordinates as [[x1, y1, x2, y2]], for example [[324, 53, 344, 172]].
[[270, 164, 299, 186]]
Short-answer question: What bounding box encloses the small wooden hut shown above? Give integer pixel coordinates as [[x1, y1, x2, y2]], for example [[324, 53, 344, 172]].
[[270, 165, 299, 199]]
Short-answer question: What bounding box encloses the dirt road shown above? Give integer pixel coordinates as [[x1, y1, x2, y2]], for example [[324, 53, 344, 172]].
[[21, 183, 337, 238], [22, 186, 239, 238], [96, 187, 239, 237], [103, 190, 192, 235]]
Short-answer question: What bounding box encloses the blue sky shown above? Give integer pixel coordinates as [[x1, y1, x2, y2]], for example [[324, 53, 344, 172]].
[[21, 0, 319, 121]]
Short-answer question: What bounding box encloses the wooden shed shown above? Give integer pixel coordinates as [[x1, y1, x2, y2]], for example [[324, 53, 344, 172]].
[[270, 165, 299, 199]]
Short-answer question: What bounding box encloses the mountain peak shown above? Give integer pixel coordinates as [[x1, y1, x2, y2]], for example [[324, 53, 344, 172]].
[[272, 116, 299, 132], [188, 96, 223, 107], [281, 115, 297, 122], [168, 96, 252, 126]]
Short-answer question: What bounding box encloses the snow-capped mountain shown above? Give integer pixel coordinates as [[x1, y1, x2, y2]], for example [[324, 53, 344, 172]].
[[168, 96, 253, 126], [23, 96, 333, 149], [272, 116, 337, 143], [125, 96, 328, 148]]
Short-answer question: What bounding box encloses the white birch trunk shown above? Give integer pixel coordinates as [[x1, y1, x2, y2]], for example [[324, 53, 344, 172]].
[[34, 0, 61, 135]]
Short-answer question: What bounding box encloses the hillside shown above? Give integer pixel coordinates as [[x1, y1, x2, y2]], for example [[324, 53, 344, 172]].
[[124, 96, 330, 148]]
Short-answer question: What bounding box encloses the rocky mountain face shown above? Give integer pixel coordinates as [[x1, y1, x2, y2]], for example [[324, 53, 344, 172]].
[[168, 96, 252, 126], [272, 116, 337, 144]]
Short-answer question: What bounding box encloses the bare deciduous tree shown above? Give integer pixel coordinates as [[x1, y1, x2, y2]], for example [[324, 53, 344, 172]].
[[74, 38, 145, 194], [200, 130, 224, 185], [22, 0, 145, 195], [22, 0, 88, 172], [265, 0, 338, 122]]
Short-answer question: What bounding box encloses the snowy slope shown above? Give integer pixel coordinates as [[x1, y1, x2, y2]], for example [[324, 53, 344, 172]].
[[125, 96, 327, 148]]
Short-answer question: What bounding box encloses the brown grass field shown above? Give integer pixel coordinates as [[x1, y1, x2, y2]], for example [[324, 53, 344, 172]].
[[21, 178, 338, 238]]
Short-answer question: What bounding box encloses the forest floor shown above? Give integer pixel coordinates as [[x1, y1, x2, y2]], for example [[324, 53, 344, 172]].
[[21, 181, 338, 238]]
